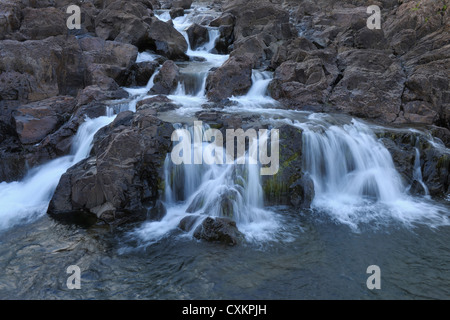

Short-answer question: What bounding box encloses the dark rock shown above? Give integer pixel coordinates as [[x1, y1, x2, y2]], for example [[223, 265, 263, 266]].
[[209, 13, 236, 28], [172, 0, 192, 10], [0, 1, 22, 40], [214, 24, 234, 54], [328, 50, 405, 123], [409, 180, 428, 196], [262, 125, 313, 208], [145, 17, 189, 60], [178, 215, 201, 232], [94, 0, 153, 48], [18, 7, 66, 40], [149, 60, 180, 95], [206, 55, 253, 101], [193, 217, 244, 245], [12, 96, 77, 145], [148, 200, 167, 221], [48, 108, 174, 225], [169, 7, 185, 19], [125, 61, 159, 87], [186, 23, 209, 50]]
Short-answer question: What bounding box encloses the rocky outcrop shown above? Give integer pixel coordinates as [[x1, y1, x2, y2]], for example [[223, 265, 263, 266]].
[[47, 108, 173, 225]]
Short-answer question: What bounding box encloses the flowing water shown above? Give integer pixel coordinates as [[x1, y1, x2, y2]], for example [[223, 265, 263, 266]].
[[0, 5, 449, 300]]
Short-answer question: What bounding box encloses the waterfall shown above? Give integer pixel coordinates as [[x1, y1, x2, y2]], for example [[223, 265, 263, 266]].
[[0, 115, 115, 231], [229, 70, 278, 108], [134, 123, 279, 244], [295, 118, 449, 230]]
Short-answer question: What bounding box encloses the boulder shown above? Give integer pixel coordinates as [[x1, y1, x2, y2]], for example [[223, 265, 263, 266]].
[[18, 7, 66, 40], [206, 55, 253, 101], [149, 60, 180, 95], [186, 23, 209, 50], [172, 0, 192, 10], [125, 61, 159, 87], [94, 0, 153, 48], [12, 96, 77, 145], [145, 17, 189, 60], [193, 217, 244, 245], [169, 7, 185, 20], [47, 108, 174, 225], [209, 13, 236, 28]]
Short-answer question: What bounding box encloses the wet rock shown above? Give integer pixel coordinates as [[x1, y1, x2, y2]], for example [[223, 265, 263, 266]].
[[148, 200, 167, 221], [178, 215, 201, 232], [125, 61, 159, 87], [193, 217, 244, 246], [170, 7, 185, 20], [149, 60, 180, 95], [409, 180, 428, 196], [206, 55, 253, 101], [214, 24, 234, 54], [186, 23, 209, 50], [261, 124, 315, 209], [289, 174, 315, 209], [48, 108, 174, 225], [145, 17, 189, 60]]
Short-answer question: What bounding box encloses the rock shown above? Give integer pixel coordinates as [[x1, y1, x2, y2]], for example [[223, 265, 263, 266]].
[[262, 125, 314, 208], [214, 24, 234, 54], [209, 13, 236, 28], [125, 61, 159, 87], [18, 7, 66, 40], [269, 56, 337, 110], [149, 60, 180, 95], [206, 55, 253, 101], [178, 215, 201, 232], [223, 0, 293, 43], [186, 23, 209, 50], [136, 95, 179, 113], [172, 0, 192, 10], [25, 102, 107, 167], [328, 49, 405, 122], [148, 200, 167, 221], [0, 1, 22, 40], [48, 108, 174, 225], [94, 0, 153, 48], [409, 180, 428, 196], [145, 17, 189, 60], [289, 174, 315, 209], [0, 120, 25, 182], [12, 96, 77, 145], [193, 217, 244, 245], [170, 7, 185, 20]]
